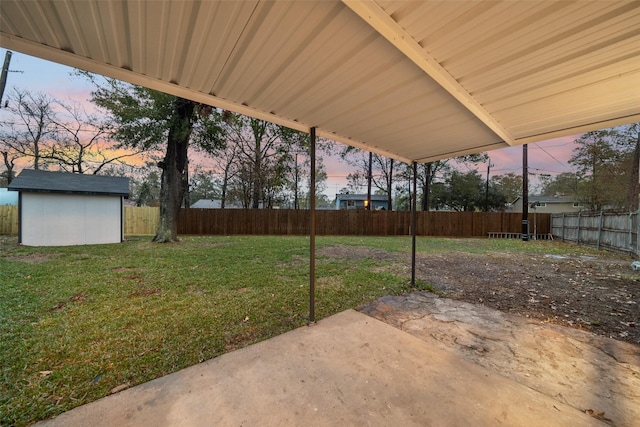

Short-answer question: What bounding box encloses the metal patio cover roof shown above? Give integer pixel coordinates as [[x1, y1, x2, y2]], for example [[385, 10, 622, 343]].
[[1, 1, 639, 163]]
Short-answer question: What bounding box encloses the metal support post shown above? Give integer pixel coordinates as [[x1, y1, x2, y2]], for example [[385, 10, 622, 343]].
[[309, 127, 316, 324], [411, 161, 417, 286]]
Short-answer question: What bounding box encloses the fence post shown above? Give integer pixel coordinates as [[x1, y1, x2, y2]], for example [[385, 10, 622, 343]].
[[629, 211, 634, 253], [597, 211, 603, 250], [637, 210, 640, 256], [577, 212, 581, 244], [561, 213, 565, 241]]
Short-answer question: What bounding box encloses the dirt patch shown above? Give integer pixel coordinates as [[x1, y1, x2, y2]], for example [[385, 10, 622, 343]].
[[7, 253, 58, 263], [129, 288, 161, 297], [317, 245, 401, 262], [320, 244, 640, 346], [49, 292, 88, 311], [411, 251, 639, 346]]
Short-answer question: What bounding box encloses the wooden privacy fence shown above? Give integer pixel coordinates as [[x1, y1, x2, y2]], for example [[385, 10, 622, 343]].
[[0, 206, 160, 236], [124, 206, 160, 236], [552, 211, 640, 256], [177, 209, 551, 237], [0, 206, 18, 235], [0, 206, 550, 237]]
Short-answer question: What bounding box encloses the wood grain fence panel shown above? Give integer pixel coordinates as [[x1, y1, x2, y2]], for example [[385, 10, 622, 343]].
[[0, 206, 550, 237], [124, 206, 159, 235], [551, 211, 639, 255], [0, 206, 18, 235]]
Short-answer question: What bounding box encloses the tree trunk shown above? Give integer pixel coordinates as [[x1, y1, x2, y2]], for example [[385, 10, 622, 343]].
[[221, 168, 229, 209], [153, 98, 195, 243], [1, 151, 15, 184], [252, 156, 261, 209]]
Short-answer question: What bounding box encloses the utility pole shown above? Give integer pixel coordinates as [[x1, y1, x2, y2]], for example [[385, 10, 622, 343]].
[[424, 163, 432, 211], [366, 151, 372, 210], [522, 144, 529, 241], [485, 161, 493, 212], [0, 51, 13, 106]]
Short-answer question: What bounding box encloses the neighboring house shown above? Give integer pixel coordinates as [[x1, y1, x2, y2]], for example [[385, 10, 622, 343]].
[[8, 169, 129, 246], [0, 188, 18, 206], [335, 194, 390, 210], [190, 199, 243, 209], [507, 195, 583, 214]]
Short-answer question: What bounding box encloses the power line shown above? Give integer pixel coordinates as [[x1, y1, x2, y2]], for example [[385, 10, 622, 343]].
[[529, 141, 572, 149], [532, 142, 571, 170]]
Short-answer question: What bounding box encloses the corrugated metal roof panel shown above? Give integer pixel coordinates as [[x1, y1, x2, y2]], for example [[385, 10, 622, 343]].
[[1, 0, 638, 163]]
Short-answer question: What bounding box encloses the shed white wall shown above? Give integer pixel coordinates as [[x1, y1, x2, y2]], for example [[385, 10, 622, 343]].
[[21, 193, 122, 246]]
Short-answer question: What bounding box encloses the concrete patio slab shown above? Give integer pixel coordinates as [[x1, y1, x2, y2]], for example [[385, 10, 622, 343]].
[[361, 292, 640, 427], [36, 309, 605, 427]]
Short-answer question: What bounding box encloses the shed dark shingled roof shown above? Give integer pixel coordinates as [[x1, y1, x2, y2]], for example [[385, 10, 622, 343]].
[[8, 169, 129, 197]]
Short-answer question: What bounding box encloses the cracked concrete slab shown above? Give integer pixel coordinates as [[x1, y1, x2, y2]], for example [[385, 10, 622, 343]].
[[359, 292, 640, 427]]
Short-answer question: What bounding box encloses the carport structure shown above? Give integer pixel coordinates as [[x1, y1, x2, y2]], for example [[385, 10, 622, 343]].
[[1, 0, 639, 318]]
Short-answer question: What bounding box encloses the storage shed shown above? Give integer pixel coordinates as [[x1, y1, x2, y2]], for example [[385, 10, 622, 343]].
[[8, 169, 129, 246]]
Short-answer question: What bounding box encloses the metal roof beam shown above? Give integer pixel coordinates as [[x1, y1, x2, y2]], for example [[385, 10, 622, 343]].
[[342, 0, 517, 146]]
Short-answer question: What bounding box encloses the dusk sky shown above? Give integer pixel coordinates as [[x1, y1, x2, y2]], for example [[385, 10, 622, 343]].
[[1, 49, 579, 196]]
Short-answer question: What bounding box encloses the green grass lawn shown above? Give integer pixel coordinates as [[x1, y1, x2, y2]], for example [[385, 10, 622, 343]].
[[0, 235, 600, 426]]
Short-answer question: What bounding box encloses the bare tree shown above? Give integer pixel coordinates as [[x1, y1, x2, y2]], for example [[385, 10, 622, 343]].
[[0, 88, 149, 178], [226, 115, 285, 208], [0, 88, 56, 170], [340, 148, 396, 210], [47, 100, 148, 174], [210, 140, 241, 208]]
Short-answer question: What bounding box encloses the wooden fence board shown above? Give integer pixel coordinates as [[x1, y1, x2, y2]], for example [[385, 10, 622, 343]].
[[551, 211, 639, 255], [0, 206, 18, 235], [0, 206, 551, 238], [176, 209, 550, 237], [124, 206, 159, 236]]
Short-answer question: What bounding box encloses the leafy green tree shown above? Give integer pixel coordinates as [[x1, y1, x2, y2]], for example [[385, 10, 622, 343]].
[[484, 184, 508, 212], [569, 128, 633, 211], [85, 76, 226, 241], [491, 173, 522, 203], [444, 170, 484, 211], [623, 123, 640, 210], [430, 170, 505, 211], [188, 167, 219, 205], [538, 172, 581, 197], [394, 154, 488, 211], [130, 167, 161, 207]]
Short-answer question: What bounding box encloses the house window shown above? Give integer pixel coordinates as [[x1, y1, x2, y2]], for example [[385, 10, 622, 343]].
[[536, 202, 546, 207], [573, 202, 583, 208], [347, 200, 355, 207]]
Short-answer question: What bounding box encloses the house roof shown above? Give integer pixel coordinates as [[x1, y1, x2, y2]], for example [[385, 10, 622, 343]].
[[511, 195, 577, 205], [336, 194, 389, 202], [1, 1, 638, 164], [190, 199, 242, 209], [8, 169, 129, 197]]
